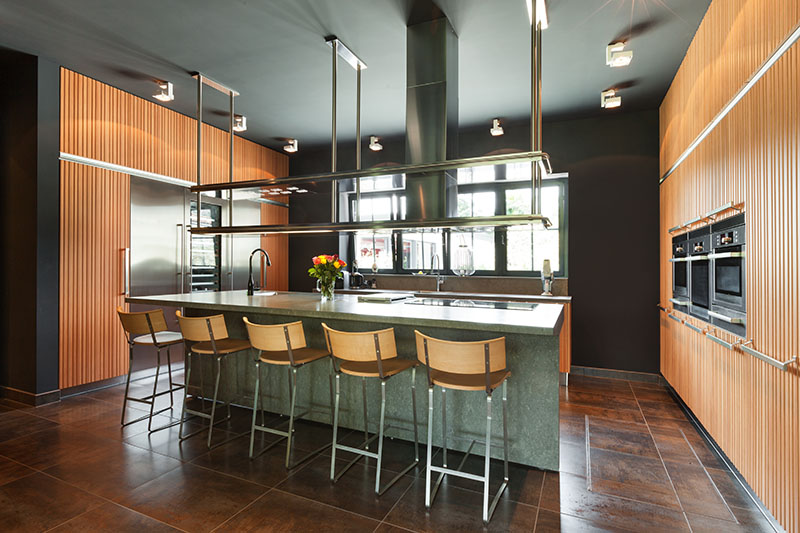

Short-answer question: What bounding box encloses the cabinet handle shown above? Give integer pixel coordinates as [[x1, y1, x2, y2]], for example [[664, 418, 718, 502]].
[[708, 251, 745, 259], [708, 310, 746, 325]]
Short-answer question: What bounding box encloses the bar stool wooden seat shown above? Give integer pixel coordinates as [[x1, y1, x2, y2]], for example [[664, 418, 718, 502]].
[[415, 330, 510, 524], [116, 307, 184, 432], [322, 323, 419, 495], [175, 311, 251, 448], [243, 318, 333, 468]]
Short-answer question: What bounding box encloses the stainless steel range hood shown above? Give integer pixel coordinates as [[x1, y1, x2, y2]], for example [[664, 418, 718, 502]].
[[404, 13, 459, 221]]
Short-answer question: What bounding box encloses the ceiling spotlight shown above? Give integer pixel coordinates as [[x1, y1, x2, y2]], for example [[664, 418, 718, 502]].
[[490, 118, 504, 137], [283, 139, 298, 153], [233, 114, 247, 132], [526, 0, 549, 29], [153, 81, 174, 102], [601, 89, 621, 109], [369, 136, 383, 151], [296, 189, 308, 193], [606, 42, 633, 67]]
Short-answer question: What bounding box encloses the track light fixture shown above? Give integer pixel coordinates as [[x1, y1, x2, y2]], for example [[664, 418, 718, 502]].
[[601, 89, 621, 109], [233, 115, 247, 132], [369, 136, 383, 151], [606, 42, 633, 67], [490, 118, 505, 137], [153, 81, 174, 102], [283, 139, 298, 153]]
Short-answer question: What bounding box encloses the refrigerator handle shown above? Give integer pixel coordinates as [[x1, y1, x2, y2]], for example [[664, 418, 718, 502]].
[[123, 247, 130, 296], [177, 224, 184, 278]]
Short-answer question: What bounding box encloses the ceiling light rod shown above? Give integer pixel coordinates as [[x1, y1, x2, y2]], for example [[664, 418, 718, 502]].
[[191, 72, 240, 96], [325, 36, 368, 71], [188, 213, 552, 236], [190, 151, 551, 192], [530, 0, 545, 216], [355, 61, 362, 222]]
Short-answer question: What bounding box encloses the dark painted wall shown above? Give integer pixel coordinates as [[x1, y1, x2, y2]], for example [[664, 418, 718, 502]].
[[288, 109, 660, 373], [0, 48, 60, 397]]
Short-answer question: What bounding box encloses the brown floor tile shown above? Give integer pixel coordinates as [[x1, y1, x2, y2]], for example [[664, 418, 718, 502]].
[[565, 376, 636, 399], [705, 467, 763, 511], [637, 399, 688, 421], [534, 509, 632, 532], [588, 448, 680, 509], [0, 455, 36, 486], [560, 441, 587, 477], [648, 426, 703, 466], [588, 418, 659, 458], [631, 388, 675, 403], [124, 418, 243, 462], [327, 430, 432, 477], [686, 505, 775, 532], [119, 463, 266, 533], [560, 403, 645, 425], [69, 409, 180, 442], [191, 431, 300, 487], [560, 416, 586, 446], [0, 409, 59, 444], [44, 441, 182, 501], [0, 398, 30, 412], [0, 425, 116, 470], [663, 459, 734, 521], [49, 502, 181, 532], [22, 395, 118, 425], [0, 472, 103, 532], [628, 381, 668, 391], [384, 476, 538, 532], [277, 453, 413, 520], [560, 389, 641, 411], [539, 472, 689, 532], [642, 414, 695, 432], [680, 429, 727, 470], [374, 523, 419, 532], [215, 489, 380, 532]]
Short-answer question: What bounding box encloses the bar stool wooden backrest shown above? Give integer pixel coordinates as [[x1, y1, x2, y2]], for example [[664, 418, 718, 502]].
[[321, 323, 397, 379], [117, 306, 169, 344], [175, 311, 229, 352], [243, 318, 307, 366], [414, 331, 506, 393]]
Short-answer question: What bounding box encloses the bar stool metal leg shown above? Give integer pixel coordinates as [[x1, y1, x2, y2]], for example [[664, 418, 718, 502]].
[[179, 351, 192, 439], [121, 345, 135, 426], [147, 348, 162, 431], [375, 380, 387, 493], [425, 385, 434, 508], [285, 367, 298, 468], [330, 373, 341, 480], [411, 366, 419, 462], [207, 355, 223, 448], [483, 393, 492, 523], [442, 387, 447, 468], [166, 346, 175, 408], [361, 376, 369, 447], [249, 361, 261, 458]]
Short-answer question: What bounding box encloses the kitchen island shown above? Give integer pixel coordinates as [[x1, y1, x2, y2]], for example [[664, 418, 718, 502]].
[[127, 291, 564, 470]]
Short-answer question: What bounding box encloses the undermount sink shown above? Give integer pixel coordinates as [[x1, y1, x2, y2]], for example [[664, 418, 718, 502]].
[[251, 290, 277, 296]]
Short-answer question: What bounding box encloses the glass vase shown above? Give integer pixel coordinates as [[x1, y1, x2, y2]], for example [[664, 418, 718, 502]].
[[320, 281, 335, 302]]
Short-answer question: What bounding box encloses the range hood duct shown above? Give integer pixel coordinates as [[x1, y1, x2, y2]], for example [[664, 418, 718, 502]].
[[404, 10, 459, 221]]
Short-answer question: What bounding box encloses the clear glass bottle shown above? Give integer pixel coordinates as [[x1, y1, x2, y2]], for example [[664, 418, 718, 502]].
[[453, 243, 475, 277]]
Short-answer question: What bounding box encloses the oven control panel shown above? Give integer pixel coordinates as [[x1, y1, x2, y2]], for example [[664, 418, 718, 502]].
[[713, 227, 744, 247]]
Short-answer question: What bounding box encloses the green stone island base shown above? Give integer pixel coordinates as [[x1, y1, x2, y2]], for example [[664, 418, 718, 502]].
[[127, 291, 564, 471]]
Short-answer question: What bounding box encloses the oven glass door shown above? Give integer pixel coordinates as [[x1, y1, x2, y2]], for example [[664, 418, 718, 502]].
[[673, 261, 688, 296], [691, 259, 710, 309], [715, 257, 742, 297]]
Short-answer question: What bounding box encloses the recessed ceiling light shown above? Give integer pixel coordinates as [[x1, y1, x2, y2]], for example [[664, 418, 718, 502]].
[[526, 0, 548, 29], [153, 81, 174, 102], [233, 114, 247, 132], [606, 42, 633, 67], [369, 136, 383, 151], [283, 139, 298, 153], [601, 89, 621, 109], [490, 118, 504, 137]]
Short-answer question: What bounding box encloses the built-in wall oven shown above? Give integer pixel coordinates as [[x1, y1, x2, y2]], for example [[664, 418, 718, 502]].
[[670, 233, 690, 311], [688, 226, 711, 321], [709, 213, 746, 335]]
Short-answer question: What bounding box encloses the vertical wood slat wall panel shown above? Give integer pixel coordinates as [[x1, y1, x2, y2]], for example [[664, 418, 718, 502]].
[[60, 68, 289, 388], [659, 1, 800, 530], [59, 161, 130, 389]]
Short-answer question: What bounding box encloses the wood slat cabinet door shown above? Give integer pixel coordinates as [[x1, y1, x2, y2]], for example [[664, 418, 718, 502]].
[[59, 161, 130, 389]]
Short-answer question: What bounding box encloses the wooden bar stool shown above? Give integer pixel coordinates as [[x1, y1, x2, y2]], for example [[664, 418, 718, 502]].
[[116, 307, 184, 431], [175, 311, 251, 448], [243, 317, 334, 468], [415, 330, 510, 524], [322, 323, 419, 495]]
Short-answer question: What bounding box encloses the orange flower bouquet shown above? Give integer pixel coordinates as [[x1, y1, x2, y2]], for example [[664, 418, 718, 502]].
[[308, 254, 347, 301]]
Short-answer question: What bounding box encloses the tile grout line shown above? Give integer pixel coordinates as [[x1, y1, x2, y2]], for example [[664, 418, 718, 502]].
[[374, 479, 416, 533], [532, 467, 547, 532], [630, 381, 694, 533], [272, 487, 387, 527], [208, 487, 274, 533]]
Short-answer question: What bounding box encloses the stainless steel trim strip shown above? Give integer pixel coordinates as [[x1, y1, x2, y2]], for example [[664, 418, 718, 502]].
[[668, 225, 683, 233], [708, 310, 746, 324], [660, 20, 800, 184], [188, 213, 552, 235], [59, 153, 196, 188], [740, 344, 799, 372], [124, 247, 130, 296], [708, 252, 746, 259], [684, 215, 703, 227], [189, 151, 550, 192], [706, 332, 735, 350], [685, 322, 703, 334]]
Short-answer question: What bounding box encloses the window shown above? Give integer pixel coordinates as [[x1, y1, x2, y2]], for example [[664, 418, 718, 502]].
[[345, 167, 567, 277]]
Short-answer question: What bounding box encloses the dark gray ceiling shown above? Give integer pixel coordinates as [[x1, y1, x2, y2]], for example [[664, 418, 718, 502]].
[[0, 0, 709, 151]]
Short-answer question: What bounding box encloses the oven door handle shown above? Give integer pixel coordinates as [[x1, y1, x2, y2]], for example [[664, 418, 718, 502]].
[[669, 298, 690, 306], [669, 257, 689, 262], [687, 255, 709, 261], [708, 251, 745, 259], [708, 310, 746, 325]]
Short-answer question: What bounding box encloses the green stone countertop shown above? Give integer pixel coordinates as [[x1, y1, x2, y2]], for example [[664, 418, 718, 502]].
[[127, 290, 564, 336]]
